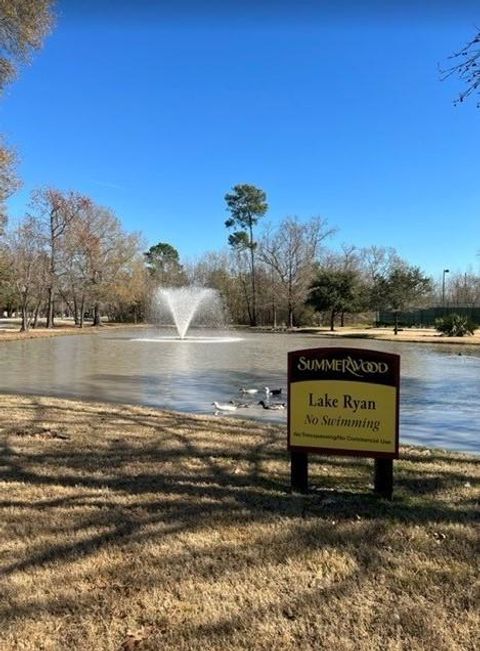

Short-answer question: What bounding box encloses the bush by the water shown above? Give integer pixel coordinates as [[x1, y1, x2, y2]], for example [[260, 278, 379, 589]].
[[435, 313, 477, 336]]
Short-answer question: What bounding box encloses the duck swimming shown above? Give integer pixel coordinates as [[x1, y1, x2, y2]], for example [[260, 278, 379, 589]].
[[264, 387, 282, 396], [258, 400, 286, 410], [240, 387, 259, 394], [212, 401, 238, 415]]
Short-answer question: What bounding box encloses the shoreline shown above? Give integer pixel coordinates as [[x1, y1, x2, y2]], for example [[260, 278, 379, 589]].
[[1, 321, 480, 345], [0, 390, 477, 457], [0, 390, 477, 452], [254, 325, 480, 346], [303, 328, 480, 346], [0, 320, 147, 342]]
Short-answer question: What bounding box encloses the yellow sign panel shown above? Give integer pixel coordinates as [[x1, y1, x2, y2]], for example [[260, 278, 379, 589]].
[[289, 379, 397, 454]]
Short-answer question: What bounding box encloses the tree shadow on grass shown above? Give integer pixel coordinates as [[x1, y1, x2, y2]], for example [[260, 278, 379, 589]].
[[0, 395, 478, 647]]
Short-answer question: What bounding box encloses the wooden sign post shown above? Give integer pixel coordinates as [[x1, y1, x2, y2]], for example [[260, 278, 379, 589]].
[[288, 347, 400, 499]]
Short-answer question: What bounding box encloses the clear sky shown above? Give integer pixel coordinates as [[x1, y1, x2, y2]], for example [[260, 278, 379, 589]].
[[2, 0, 480, 281]]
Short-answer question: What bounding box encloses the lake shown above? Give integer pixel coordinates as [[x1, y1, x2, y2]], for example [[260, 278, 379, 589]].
[[0, 327, 479, 454]]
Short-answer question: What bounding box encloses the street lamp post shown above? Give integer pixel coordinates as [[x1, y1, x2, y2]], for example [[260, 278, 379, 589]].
[[442, 268, 450, 313]]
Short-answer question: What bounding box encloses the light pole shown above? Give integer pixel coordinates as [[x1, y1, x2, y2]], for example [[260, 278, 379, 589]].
[[442, 268, 449, 312]]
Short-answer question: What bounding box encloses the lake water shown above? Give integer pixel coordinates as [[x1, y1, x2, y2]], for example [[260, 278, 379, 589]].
[[0, 327, 479, 454]]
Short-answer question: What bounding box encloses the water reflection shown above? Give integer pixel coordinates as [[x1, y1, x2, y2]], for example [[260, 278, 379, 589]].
[[0, 328, 479, 454]]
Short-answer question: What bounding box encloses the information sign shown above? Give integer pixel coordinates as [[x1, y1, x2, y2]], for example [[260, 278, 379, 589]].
[[288, 347, 400, 459]]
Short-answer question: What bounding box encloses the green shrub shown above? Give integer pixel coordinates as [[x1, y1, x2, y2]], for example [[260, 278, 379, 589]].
[[435, 313, 477, 337]]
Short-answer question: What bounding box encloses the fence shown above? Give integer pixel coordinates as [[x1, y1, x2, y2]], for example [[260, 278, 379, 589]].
[[378, 307, 480, 327]]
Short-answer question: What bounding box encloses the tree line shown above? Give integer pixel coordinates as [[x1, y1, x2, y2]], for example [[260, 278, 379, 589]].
[[0, 188, 144, 330], [3, 181, 479, 333]]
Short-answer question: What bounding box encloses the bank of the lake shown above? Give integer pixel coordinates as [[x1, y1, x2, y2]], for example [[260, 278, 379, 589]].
[[2, 321, 480, 346], [293, 326, 480, 346], [0, 319, 147, 343], [0, 394, 478, 651]]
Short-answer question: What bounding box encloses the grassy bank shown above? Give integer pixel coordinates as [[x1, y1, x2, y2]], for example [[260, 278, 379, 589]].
[[294, 326, 480, 346], [0, 320, 146, 343], [0, 394, 478, 650]]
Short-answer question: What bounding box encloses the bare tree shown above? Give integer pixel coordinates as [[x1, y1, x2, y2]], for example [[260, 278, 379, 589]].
[[57, 212, 93, 325], [74, 204, 141, 326], [0, 1, 55, 216], [445, 271, 480, 307], [6, 216, 47, 331], [0, 0, 54, 91], [259, 216, 335, 328], [0, 139, 20, 223], [106, 256, 147, 323], [358, 245, 403, 318], [30, 188, 92, 327], [228, 246, 255, 325], [186, 250, 226, 285]]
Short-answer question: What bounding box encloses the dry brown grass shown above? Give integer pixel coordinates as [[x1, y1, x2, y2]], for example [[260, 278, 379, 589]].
[[0, 394, 478, 651], [0, 321, 146, 343], [298, 326, 480, 346]]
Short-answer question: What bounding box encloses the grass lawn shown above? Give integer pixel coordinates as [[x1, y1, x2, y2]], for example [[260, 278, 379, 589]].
[[0, 395, 478, 650]]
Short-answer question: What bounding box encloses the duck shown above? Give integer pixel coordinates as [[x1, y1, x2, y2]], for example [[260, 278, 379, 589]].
[[230, 401, 249, 409], [258, 400, 286, 410], [264, 387, 282, 396], [212, 401, 238, 415], [240, 387, 259, 394]]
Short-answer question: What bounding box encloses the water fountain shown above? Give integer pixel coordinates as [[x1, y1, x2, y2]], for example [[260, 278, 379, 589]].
[[133, 286, 242, 343], [154, 287, 222, 339]]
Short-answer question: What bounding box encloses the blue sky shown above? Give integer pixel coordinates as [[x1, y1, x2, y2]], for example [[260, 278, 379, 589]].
[[2, 0, 480, 281]]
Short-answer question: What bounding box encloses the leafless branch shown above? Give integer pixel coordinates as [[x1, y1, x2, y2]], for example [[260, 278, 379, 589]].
[[440, 30, 480, 106]]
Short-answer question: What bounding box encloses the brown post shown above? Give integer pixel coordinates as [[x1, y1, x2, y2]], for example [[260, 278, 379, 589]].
[[374, 458, 393, 499], [291, 450, 308, 493]]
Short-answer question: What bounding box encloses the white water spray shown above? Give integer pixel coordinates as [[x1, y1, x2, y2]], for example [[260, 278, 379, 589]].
[[152, 287, 227, 339]]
